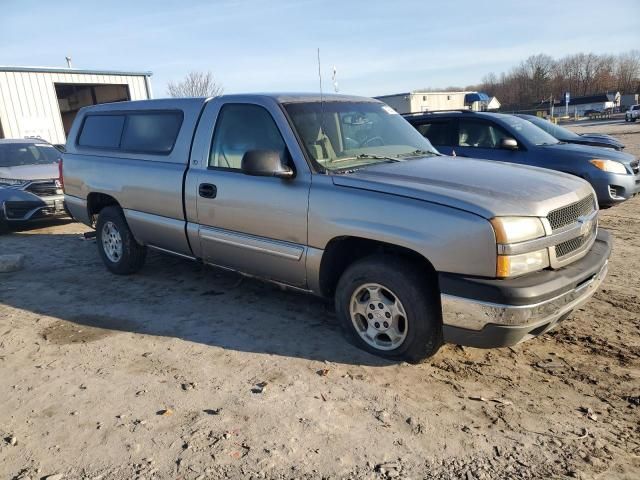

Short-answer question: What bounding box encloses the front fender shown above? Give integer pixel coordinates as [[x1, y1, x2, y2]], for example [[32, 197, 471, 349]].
[[308, 178, 497, 278]]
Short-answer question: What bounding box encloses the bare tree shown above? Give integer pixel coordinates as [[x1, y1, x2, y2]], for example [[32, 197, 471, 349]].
[[468, 50, 640, 110], [167, 71, 224, 98], [616, 50, 640, 93]]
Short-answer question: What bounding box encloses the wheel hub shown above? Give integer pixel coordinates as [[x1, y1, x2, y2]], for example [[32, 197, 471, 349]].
[[368, 304, 391, 330], [349, 283, 408, 351], [101, 221, 123, 263]]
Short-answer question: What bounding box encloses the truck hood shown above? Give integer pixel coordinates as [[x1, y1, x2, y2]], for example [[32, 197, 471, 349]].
[[332, 156, 594, 219], [0, 163, 58, 181]]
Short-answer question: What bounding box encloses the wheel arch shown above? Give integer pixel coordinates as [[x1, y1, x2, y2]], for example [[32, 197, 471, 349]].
[[317, 236, 439, 298], [86, 192, 121, 225]]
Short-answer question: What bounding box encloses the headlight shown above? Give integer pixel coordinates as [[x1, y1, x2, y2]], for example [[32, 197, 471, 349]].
[[0, 178, 29, 186], [590, 159, 627, 174], [490, 217, 545, 244], [497, 249, 550, 278], [491, 217, 548, 278]]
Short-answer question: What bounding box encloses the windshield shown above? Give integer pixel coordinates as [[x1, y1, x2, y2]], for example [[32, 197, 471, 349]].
[[502, 116, 560, 146], [520, 115, 580, 141], [0, 143, 61, 167], [284, 101, 439, 172]]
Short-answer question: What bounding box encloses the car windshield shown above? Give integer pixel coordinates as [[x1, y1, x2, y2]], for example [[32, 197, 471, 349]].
[[284, 101, 439, 172], [520, 115, 580, 141], [502, 116, 560, 146], [0, 142, 61, 167]]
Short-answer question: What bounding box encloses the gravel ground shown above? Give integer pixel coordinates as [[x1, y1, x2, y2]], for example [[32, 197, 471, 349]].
[[0, 121, 639, 480]]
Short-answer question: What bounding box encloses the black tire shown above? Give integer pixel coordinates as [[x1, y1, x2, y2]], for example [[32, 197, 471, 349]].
[[96, 206, 146, 274], [0, 218, 8, 235], [335, 255, 443, 363]]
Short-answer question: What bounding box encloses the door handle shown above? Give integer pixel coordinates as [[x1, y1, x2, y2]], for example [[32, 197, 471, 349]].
[[199, 183, 217, 198]]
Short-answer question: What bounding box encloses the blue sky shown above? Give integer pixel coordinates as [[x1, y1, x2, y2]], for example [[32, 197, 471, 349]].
[[1, 0, 639, 97]]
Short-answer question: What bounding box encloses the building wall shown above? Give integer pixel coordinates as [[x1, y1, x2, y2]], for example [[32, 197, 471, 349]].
[[409, 92, 468, 112], [621, 94, 639, 109], [0, 71, 150, 144]]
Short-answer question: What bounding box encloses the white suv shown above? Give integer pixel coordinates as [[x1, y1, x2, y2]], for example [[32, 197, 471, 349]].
[[625, 104, 640, 122]]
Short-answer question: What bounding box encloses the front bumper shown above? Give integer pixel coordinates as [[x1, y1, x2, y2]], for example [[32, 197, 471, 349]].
[[590, 170, 640, 206], [439, 229, 611, 348], [1, 194, 66, 222]]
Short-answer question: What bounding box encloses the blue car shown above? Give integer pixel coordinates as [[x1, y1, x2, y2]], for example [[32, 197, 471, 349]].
[[404, 111, 639, 207]]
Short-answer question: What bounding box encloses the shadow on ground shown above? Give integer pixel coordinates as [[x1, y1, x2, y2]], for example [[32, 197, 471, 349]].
[[0, 230, 390, 367]]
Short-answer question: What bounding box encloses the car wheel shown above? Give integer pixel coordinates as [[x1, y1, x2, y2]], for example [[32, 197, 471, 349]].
[[96, 206, 146, 274], [335, 255, 443, 363], [0, 217, 8, 235]]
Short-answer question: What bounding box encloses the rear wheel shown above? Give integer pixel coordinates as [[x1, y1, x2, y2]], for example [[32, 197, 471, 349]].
[[335, 255, 442, 363], [96, 206, 146, 274]]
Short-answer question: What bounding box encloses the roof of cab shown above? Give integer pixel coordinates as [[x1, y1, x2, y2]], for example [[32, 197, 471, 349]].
[[83, 93, 379, 113]]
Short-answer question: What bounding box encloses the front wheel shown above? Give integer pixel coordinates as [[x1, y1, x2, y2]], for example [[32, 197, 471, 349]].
[[335, 255, 443, 363], [96, 206, 147, 274]]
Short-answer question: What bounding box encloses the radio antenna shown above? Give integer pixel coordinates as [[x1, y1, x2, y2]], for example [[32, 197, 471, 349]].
[[317, 48, 326, 140], [317, 48, 323, 101]]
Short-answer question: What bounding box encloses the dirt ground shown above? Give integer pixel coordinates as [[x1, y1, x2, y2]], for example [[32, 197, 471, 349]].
[[1, 121, 639, 480]]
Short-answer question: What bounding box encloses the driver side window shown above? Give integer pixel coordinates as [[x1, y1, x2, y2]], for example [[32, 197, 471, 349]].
[[209, 104, 287, 169], [457, 120, 509, 149]]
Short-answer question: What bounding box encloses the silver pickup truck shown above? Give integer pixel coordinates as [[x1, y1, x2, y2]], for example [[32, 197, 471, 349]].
[[62, 94, 611, 362]]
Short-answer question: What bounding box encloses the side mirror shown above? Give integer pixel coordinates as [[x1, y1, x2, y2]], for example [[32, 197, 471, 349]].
[[501, 138, 519, 150], [241, 150, 294, 179]]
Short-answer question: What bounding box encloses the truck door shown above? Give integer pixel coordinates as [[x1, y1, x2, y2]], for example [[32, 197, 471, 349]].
[[186, 99, 311, 287]]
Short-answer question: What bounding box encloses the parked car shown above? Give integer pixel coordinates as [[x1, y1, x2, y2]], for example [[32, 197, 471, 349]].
[[514, 114, 624, 150], [404, 111, 640, 207], [0, 139, 66, 233], [62, 95, 610, 362], [625, 104, 640, 122]]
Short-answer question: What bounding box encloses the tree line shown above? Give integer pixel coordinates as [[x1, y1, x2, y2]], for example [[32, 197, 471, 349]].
[[467, 50, 640, 110]]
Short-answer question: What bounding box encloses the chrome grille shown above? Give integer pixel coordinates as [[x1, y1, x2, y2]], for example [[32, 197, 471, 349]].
[[25, 180, 60, 197], [547, 195, 596, 231], [631, 159, 639, 174], [554, 219, 597, 259]]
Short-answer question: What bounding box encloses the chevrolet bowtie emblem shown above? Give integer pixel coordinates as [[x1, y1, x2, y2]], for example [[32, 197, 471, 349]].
[[577, 216, 594, 236]]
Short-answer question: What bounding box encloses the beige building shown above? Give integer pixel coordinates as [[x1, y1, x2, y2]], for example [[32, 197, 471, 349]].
[[0, 66, 152, 144], [375, 90, 494, 114]]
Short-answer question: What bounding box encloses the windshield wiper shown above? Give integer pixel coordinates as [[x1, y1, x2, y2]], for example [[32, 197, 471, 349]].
[[395, 149, 438, 158], [356, 154, 402, 163]]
